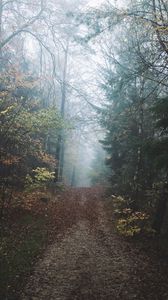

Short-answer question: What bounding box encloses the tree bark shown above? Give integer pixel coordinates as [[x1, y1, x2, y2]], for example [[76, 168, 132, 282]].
[[55, 40, 69, 182], [0, 0, 3, 67], [153, 192, 167, 234]]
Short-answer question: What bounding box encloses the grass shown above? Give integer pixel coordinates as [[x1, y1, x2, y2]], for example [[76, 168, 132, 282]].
[[0, 211, 48, 300]]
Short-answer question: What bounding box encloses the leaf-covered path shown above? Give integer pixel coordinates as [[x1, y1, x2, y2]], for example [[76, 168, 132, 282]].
[[21, 188, 168, 300]]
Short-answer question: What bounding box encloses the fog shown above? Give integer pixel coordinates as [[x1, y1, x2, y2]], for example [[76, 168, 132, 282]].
[[1, 0, 166, 188], [1, 2, 168, 297], [22, 0, 109, 187]]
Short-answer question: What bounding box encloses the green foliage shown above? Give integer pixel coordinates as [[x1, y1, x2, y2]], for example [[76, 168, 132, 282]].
[[33, 167, 55, 183], [152, 97, 168, 132], [95, 1, 168, 238], [111, 195, 151, 237], [25, 167, 55, 191], [116, 211, 149, 237], [0, 69, 63, 194], [112, 195, 128, 215], [16, 107, 63, 137]]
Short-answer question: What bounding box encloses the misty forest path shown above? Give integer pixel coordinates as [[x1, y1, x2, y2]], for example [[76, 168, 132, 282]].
[[22, 188, 168, 300]]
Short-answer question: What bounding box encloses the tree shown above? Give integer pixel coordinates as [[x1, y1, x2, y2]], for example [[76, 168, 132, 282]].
[[78, 0, 168, 233], [0, 67, 63, 217]]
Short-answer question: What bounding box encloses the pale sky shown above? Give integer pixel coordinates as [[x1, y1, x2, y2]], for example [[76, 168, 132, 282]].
[[88, 0, 105, 7], [88, 0, 126, 9]]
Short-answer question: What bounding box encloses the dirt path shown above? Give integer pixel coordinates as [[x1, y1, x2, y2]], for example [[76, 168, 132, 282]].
[[21, 188, 168, 300]]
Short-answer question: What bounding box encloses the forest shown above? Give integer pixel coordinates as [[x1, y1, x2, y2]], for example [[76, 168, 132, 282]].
[[0, 0, 168, 299]]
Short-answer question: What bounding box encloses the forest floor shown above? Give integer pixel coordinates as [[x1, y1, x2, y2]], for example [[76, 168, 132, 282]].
[[19, 187, 168, 300], [1, 187, 168, 300]]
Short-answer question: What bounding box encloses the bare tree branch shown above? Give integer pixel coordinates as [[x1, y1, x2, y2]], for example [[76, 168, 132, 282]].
[[0, 0, 44, 50]]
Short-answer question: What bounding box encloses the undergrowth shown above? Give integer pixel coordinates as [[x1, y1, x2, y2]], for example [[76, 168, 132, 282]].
[[0, 211, 47, 300], [0, 187, 76, 300], [106, 195, 155, 237]]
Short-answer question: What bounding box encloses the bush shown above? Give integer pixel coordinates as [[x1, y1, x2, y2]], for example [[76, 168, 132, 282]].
[[25, 167, 55, 191], [116, 210, 149, 237], [111, 195, 151, 237]]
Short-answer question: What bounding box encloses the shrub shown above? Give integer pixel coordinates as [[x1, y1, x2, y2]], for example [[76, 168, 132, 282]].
[[25, 167, 55, 191], [116, 210, 149, 237], [111, 195, 150, 237]]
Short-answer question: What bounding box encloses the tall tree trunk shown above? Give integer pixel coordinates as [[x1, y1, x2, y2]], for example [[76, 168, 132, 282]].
[[153, 191, 167, 234], [55, 41, 69, 182], [0, 0, 3, 69], [71, 166, 76, 187], [133, 80, 145, 205]]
